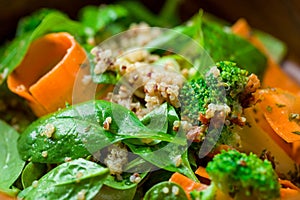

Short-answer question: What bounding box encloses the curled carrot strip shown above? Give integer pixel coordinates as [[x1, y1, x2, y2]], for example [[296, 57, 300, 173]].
[[169, 172, 206, 199], [195, 166, 210, 180], [255, 88, 300, 144], [7, 32, 87, 116], [279, 179, 300, 200], [232, 19, 300, 95]]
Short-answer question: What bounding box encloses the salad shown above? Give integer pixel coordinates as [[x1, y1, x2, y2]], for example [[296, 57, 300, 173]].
[[0, 1, 300, 200]]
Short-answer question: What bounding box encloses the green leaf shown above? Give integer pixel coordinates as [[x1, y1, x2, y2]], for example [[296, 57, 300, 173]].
[[0, 120, 25, 189], [158, 0, 181, 26], [118, 1, 170, 27], [18, 158, 109, 200], [0, 11, 89, 85], [21, 162, 48, 188], [95, 184, 137, 200], [200, 21, 267, 78], [144, 181, 188, 200], [125, 105, 197, 181], [255, 30, 287, 63], [17, 100, 182, 163], [16, 9, 61, 36], [79, 5, 128, 32]]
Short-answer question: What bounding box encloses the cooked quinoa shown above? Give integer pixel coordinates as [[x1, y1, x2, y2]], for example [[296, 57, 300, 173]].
[[104, 143, 128, 177], [92, 47, 185, 117]]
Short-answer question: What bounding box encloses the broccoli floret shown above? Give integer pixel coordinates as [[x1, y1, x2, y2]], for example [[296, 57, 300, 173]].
[[191, 150, 281, 200], [179, 61, 259, 146]]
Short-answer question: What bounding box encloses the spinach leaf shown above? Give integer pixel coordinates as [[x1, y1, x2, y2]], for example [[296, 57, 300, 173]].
[[118, 1, 169, 27], [79, 5, 128, 33], [18, 100, 182, 163], [255, 30, 287, 63], [144, 181, 188, 200], [18, 158, 109, 200], [95, 184, 137, 200], [125, 105, 197, 181], [0, 120, 25, 189], [200, 21, 267, 77], [21, 162, 48, 188], [141, 103, 169, 134], [126, 142, 197, 181], [16, 9, 61, 36], [0, 12, 89, 85]]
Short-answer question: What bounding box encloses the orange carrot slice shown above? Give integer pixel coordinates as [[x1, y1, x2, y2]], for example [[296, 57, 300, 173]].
[[232, 19, 300, 95], [255, 88, 300, 143], [279, 179, 300, 200], [169, 172, 206, 199], [263, 59, 300, 96], [195, 166, 210, 180], [7, 32, 87, 116]]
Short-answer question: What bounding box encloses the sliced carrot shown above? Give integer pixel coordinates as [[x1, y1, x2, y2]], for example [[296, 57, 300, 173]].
[[263, 59, 300, 96], [279, 179, 300, 200], [7, 32, 87, 116], [195, 166, 210, 180], [169, 172, 206, 199], [255, 88, 300, 143], [232, 19, 300, 95]]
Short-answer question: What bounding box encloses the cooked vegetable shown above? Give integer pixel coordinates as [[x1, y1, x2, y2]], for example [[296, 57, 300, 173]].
[[179, 61, 259, 148], [1, 2, 300, 199], [169, 172, 205, 199], [255, 88, 300, 144], [190, 150, 280, 200], [231, 18, 300, 95], [7, 32, 87, 116], [239, 106, 296, 176]]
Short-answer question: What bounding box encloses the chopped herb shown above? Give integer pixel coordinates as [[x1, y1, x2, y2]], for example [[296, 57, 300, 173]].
[[275, 103, 286, 108], [266, 106, 272, 113], [289, 113, 300, 122], [292, 131, 300, 135]]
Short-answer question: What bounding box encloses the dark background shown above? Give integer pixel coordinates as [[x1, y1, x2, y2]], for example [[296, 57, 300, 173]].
[[1, 0, 299, 63]]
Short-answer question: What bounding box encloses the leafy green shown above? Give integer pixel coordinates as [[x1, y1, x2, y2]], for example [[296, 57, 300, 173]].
[[21, 162, 48, 188], [17, 100, 183, 163], [144, 181, 188, 200], [79, 4, 128, 33], [200, 21, 267, 78], [125, 104, 197, 181], [201, 11, 286, 64], [0, 11, 90, 85], [158, 0, 181, 26], [0, 120, 25, 189], [118, 1, 170, 27], [17, 158, 109, 200], [95, 184, 137, 200], [16, 9, 61, 36], [255, 30, 287, 63]]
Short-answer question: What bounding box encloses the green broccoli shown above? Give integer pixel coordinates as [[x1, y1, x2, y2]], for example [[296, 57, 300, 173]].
[[190, 150, 281, 200], [179, 61, 259, 146]]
